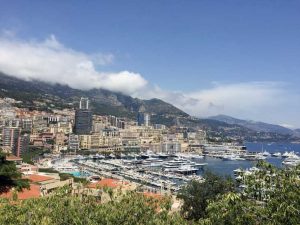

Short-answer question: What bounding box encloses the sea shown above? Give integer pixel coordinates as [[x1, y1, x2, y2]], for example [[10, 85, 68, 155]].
[[195, 142, 300, 177]]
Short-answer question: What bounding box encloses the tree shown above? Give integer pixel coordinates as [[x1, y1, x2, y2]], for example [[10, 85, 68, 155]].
[[201, 192, 265, 225], [0, 152, 29, 194], [0, 187, 191, 225], [201, 164, 300, 225], [177, 171, 235, 221]]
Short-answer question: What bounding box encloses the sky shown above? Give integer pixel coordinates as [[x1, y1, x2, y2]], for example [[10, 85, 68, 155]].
[[0, 0, 299, 128]]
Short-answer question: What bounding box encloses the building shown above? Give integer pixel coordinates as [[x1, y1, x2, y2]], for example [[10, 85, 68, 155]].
[[55, 132, 65, 146], [16, 133, 30, 157], [79, 97, 89, 110], [137, 112, 151, 126], [32, 116, 48, 132], [21, 119, 33, 132], [161, 141, 181, 154], [154, 124, 166, 130], [2, 127, 20, 153], [74, 98, 93, 135], [68, 134, 80, 152], [79, 135, 92, 150], [1, 127, 29, 157]]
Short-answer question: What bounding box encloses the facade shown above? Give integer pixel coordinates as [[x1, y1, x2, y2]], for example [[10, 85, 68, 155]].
[[74, 97, 92, 135], [137, 112, 151, 126], [2, 127, 21, 153], [16, 133, 30, 157], [68, 134, 80, 152], [79, 97, 89, 110], [21, 119, 33, 132], [55, 132, 65, 146], [2, 127, 29, 157], [74, 109, 93, 134], [161, 142, 181, 154]]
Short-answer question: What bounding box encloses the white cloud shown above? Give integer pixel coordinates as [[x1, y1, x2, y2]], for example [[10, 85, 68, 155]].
[[0, 34, 147, 94], [0, 33, 299, 127], [138, 82, 300, 127]]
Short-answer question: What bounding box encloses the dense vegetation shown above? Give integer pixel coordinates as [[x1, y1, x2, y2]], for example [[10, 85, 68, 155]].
[[0, 188, 187, 225], [178, 172, 235, 220], [0, 152, 29, 194]]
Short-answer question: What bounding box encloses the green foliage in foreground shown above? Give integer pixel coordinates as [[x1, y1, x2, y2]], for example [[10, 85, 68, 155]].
[[0, 162, 299, 225], [179, 164, 300, 225], [178, 171, 235, 220], [0, 188, 188, 225], [0, 152, 29, 194]]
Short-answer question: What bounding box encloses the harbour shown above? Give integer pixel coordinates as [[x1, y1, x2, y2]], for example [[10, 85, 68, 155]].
[[45, 142, 300, 193]]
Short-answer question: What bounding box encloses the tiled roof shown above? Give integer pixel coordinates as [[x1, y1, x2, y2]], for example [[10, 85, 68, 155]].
[[5, 155, 22, 161], [23, 174, 55, 183], [0, 184, 41, 200]]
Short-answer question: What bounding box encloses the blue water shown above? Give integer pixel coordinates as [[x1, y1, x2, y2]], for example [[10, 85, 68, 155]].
[[68, 171, 90, 178], [195, 142, 300, 176]]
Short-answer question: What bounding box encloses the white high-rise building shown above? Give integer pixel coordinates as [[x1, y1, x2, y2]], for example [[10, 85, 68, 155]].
[[79, 97, 89, 110]]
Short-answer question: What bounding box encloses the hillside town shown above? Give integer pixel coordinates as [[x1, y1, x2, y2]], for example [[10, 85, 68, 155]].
[[0, 96, 208, 158], [0, 96, 210, 203]]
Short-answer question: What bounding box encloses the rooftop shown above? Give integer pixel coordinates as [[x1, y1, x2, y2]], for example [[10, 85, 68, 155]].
[[23, 174, 55, 183], [0, 184, 41, 200], [5, 155, 22, 161], [87, 178, 128, 189]]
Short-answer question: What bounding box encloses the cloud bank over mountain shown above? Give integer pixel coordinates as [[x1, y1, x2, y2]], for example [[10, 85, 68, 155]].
[[0, 33, 299, 127], [0, 34, 147, 94]]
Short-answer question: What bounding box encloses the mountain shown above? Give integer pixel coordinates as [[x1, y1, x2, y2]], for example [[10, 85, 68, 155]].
[[1, 72, 299, 142], [0, 72, 188, 119], [209, 114, 295, 135]]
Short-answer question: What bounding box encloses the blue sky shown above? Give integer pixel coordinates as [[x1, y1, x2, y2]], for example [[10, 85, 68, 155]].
[[0, 1, 299, 127]]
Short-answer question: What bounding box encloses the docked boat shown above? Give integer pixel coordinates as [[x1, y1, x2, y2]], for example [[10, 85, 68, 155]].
[[190, 154, 204, 159], [261, 151, 271, 157], [233, 168, 243, 174], [282, 154, 300, 166], [223, 154, 245, 161], [174, 165, 199, 174], [255, 154, 266, 160], [157, 153, 169, 159], [272, 152, 282, 157], [282, 151, 298, 158]]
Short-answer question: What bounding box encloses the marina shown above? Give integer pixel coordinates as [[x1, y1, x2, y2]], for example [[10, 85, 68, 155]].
[[45, 142, 300, 193]]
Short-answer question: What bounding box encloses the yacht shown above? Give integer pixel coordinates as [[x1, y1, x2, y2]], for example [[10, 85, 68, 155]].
[[282, 151, 298, 158], [140, 150, 156, 159], [190, 154, 204, 160], [261, 151, 271, 157], [157, 153, 169, 159], [272, 152, 282, 157], [255, 154, 266, 160], [108, 153, 116, 159], [282, 151, 292, 158], [223, 154, 245, 161], [282, 155, 300, 166], [175, 165, 199, 174], [233, 168, 243, 174]]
